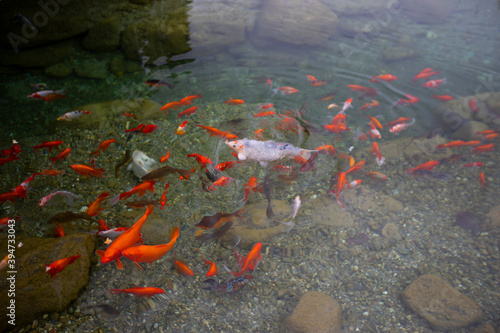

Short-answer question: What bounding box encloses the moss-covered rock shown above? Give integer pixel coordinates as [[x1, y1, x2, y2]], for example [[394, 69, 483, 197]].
[[0, 234, 94, 332], [83, 17, 122, 52]]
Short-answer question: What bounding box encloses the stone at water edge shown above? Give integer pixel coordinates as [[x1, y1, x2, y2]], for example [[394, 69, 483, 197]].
[[401, 274, 483, 331]]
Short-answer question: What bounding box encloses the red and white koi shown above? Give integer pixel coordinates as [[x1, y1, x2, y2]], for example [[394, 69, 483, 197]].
[[371, 142, 385, 166], [422, 79, 446, 88], [389, 118, 415, 134], [28, 89, 66, 101], [39, 191, 80, 207]]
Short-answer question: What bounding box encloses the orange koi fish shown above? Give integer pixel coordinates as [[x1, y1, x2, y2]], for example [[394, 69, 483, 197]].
[[54, 224, 65, 237], [479, 172, 486, 187], [436, 140, 467, 149], [70, 164, 105, 177], [122, 227, 179, 268], [117, 181, 156, 201], [33, 141, 63, 152], [370, 74, 397, 82], [195, 124, 238, 140], [366, 116, 383, 129], [96, 206, 154, 269], [364, 171, 387, 180], [174, 252, 194, 276], [347, 84, 378, 97], [242, 176, 261, 202], [87, 192, 110, 217], [110, 287, 165, 298], [0, 154, 20, 165], [177, 106, 198, 118], [229, 242, 262, 277], [160, 150, 171, 163], [224, 99, 244, 105], [432, 95, 454, 102], [346, 160, 365, 174], [310, 80, 329, 87], [482, 133, 499, 140], [202, 259, 218, 277], [187, 153, 212, 169], [422, 79, 446, 88], [160, 101, 182, 112], [371, 142, 385, 166], [45, 254, 81, 278], [49, 147, 71, 166], [471, 143, 494, 155], [359, 100, 379, 111], [412, 68, 441, 82], [393, 94, 419, 108], [386, 117, 412, 127], [160, 183, 169, 209], [0, 191, 23, 203], [253, 111, 276, 117], [253, 128, 265, 140], [406, 161, 439, 175], [214, 160, 241, 171], [274, 86, 298, 95], [260, 103, 274, 109], [175, 120, 188, 135], [36, 169, 64, 176], [91, 139, 116, 155], [315, 144, 336, 156], [208, 176, 234, 191], [180, 93, 201, 105]]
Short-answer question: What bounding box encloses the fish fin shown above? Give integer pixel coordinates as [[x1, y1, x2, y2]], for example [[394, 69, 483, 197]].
[[108, 195, 120, 206], [133, 261, 143, 270], [237, 153, 246, 160], [116, 259, 123, 270], [281, 220, 295, 232], [95, 250, 104, 257]]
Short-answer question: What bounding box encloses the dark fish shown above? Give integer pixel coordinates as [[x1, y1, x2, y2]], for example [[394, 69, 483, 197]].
[[144, 79, 174, 89], [198, 175, 213, 192], [115, 149, 131, 177], [300, 152, 319, 172], [125, 200, 162, 209], [196, 221, 233, 242], [205, 164, 221, 182], [195, 209, 243, 229], [81, 304, 120, 316], [202, 275, 253, 293], [277, 168, 299, 183], [455, 211, 480, 235], [262, 176, 273, 218], [48, 211, 92, 224], [413, 169, 452, 182], [439, 154, 463, 164], [346, 233, 370, 246], [141, 165, 191, 181]]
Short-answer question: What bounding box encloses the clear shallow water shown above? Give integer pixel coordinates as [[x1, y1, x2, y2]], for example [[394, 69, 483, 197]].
[[0, 0, 499, 332]]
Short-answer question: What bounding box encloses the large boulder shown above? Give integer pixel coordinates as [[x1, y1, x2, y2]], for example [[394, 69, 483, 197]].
[[0, 39, 76, 68], [401, 274, 483, 331], [0, 234, 94, 332], [279, 291, 342, 333], [83, 17, 122, 52], [254, 0, 338, 47], [122, 15, 191, 64]]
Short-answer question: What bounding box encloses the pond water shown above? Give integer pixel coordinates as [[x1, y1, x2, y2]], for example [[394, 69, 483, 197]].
[[0, 0, 499, 332]]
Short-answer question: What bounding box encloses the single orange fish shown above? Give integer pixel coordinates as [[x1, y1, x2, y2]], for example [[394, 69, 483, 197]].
[[366, 116, 383, 129], [174, 252, 194, 276], [54, 224, 65, 238], [386, 117, 412, 127], [274, 86, 298, 95], [229, 242, 262, 277], [242, 176, 261, 202], [214, 160, 241, 171], [109, 287, 165, 298], [45, 254, 82, 278], [364, 171, 387, 180], [471, 143, 494, 155], [371, 142, 385, 166], [406, 161, 440, 175], [195, 124, 238, 140], [315, 144, 336, 156], [346, 160, 365, 174], [253, 111, 276, 117], [359, 100, 379, 111], [347, 84, 378, 96], [310, 80, 329, 87], [208, 176, 234, 191], [87, 192, 110, 217], [202, 259, 218, 277], [177, 106, 198, 118], [36, 169, 64, 176], [224, 99, 244, 105], [180, 93, 201, 105], [370, 74, 398, 82], [91, 139, 116, 155], [187, 153, 212, 169], [260, 103, 274, 109], [479, 172, 486, 187], [122, 226, 179, 269], [160, 101, 182, 112], [432, 95, 454, 102], [34, 141, 63, 152], [436, 141, 467, 149], [70, 164, 105, 177], [50, 147, 71, 166], [118, 181, 156, 201], [160, 150, 170, 163], [122, 113, 138, 119], [413, 68, 441, 82], [96, 206, 154, 269]]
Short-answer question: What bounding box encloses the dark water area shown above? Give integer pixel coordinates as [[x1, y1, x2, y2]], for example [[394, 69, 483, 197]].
[[0, 0, 499, 332]]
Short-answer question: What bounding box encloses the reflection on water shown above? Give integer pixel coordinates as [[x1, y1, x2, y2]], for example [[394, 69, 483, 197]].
[[0, 0, 499, 332]]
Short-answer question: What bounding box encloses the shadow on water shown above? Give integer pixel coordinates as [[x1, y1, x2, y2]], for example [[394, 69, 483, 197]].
[[0, 0, 499, 332]]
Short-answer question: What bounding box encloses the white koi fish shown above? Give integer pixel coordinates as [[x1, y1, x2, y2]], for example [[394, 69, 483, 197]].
[[226, 138, 318, 167], [127, 150, 159, 179], [57, 110, 91, 121]]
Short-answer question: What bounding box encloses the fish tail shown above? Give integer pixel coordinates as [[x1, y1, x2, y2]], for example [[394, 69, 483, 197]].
[[109, 289, 124, 294], [281, 220, 295, 232], [202, 279, 219, 290], [108, 195, 120, 206]]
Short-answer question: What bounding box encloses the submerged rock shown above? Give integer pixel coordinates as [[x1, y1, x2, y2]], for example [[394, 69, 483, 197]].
[[0, 234, 94, 332], [401, 0, 458, 24], [83, 17, 122, 52], [401, 274, 483, 331], [278, 291, 342, 333]]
